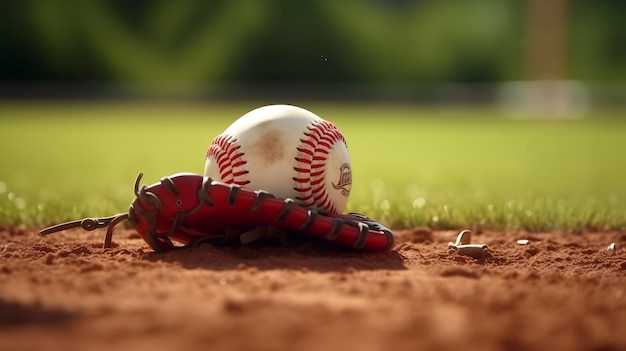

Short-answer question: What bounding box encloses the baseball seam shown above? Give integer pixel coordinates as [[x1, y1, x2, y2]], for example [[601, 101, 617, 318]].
[[292, 120, 347, 214], [206, 135, 250, 186]]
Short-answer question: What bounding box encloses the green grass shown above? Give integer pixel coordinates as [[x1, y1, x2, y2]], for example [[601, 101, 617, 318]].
[[1, 101, 625, 232]]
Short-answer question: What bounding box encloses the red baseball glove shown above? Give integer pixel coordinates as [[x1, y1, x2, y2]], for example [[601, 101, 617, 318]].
[[40, 173, 394, 253]]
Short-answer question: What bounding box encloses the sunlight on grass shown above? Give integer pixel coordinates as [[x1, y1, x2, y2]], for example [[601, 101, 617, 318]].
[[1, 101, 625, 232]]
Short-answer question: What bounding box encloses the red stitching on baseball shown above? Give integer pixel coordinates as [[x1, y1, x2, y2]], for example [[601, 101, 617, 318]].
[[319, 194, 336, 214], [295, 157, 312, 165], [296, 193, 313, 202], [207, 135, 250, 186], [293, 186, 312, 193], [300, 139, 316, 149], [311, 177, 325, 186], [297, 147, 314, 157], [292, 120, 347, 213], [311, 184, 324, 194]]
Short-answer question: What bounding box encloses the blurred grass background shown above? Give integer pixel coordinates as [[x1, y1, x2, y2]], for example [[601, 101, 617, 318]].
[[0, 102, 624, 232], [0, 0, 625, 232]]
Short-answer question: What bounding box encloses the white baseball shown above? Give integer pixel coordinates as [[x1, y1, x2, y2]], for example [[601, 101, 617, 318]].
[[204, 104, 352, 214]]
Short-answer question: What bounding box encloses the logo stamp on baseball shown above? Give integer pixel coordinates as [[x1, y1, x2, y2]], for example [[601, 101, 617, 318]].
[[205, 104, 351, 214], [332, 163, 352, 197]]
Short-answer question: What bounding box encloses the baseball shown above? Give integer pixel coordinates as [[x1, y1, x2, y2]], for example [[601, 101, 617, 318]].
[[204, 104, 351, 214]]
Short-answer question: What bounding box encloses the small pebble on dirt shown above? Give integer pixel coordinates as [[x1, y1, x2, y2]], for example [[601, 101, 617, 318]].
[[44, 253, 55, 265]]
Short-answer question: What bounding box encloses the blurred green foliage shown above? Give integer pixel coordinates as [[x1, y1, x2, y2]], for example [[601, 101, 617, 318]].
[[1, 0, 625, 86]]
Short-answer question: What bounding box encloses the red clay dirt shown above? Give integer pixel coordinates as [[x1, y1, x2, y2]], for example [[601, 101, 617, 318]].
[[1, 226, 625, 351]]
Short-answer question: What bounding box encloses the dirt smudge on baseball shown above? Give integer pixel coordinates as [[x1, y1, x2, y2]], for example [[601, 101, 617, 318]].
[[249, 128, 286, 165]]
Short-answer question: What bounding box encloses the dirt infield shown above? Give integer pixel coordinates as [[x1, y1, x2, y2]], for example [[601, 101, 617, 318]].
[[1, 226, 625, 351]]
